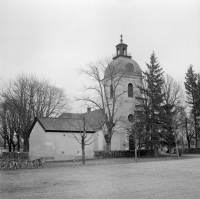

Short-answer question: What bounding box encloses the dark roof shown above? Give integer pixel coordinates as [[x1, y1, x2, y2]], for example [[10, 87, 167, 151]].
[[59, 109, 105, 131], [34, 117, 95, 133]]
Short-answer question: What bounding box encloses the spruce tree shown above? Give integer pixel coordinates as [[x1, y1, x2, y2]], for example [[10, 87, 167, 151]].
[[139, 52, 164, 157], [184, 65, 198, 152]]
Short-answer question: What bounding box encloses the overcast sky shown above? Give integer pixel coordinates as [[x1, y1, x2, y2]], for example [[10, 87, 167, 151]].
[[0, 0, 200, 112]]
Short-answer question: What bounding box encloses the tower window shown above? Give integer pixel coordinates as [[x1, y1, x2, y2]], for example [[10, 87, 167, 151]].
[[123, 48, 126, 55], [117, 48, 120, 55], [128, 83, 133, 97], [110, 85, 113, 98]]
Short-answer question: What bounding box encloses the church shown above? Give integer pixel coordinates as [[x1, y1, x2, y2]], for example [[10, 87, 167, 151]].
[[29, 36, 142, 161]]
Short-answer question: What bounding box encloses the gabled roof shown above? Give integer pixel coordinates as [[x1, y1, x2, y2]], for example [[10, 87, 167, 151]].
[[59, 109, 105, 131], [31, 117, 95, 133]]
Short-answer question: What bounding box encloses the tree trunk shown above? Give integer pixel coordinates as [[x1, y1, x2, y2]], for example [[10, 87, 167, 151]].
[[13, 144, 15, 152], [106, 142, 111, 151], [4, 138, 6, 149], [9, 141, 12, 152], [82, 145, 85, 165], [153, 145, 158, 158], [194, 116, 198, 153], [174, 130, 179, 158], [187, 140, 191, 149], [105, 135, 111, 151], [23, 138, 29, 152], [17, 134, 20, 152], [134, 127, 138, 161]]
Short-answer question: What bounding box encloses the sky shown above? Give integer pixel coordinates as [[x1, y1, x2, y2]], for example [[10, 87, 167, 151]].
[[0, 0, 200, 112]]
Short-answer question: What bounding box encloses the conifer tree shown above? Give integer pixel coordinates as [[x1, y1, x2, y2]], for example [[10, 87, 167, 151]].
[[184, 65, 198, 152], [138, 52, 164, 157]]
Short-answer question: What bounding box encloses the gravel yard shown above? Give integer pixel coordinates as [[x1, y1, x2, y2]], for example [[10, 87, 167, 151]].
[[1, 155, 200, 199]]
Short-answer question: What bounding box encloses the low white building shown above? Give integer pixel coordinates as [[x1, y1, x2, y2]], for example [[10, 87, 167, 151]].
[[29, 115, 96, 161]]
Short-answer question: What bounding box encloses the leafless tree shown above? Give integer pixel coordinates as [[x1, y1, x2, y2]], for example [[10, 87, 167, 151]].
[[0, 74, 70, 152], [78, 59, 128, 151], [162, 75, 186, 157], [69, 113, 94, 164], [163, 74, 184, 107]]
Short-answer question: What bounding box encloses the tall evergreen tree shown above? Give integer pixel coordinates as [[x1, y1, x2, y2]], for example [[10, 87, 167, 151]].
[[184, 65, 199, 152], [138, 52, 164, 157]]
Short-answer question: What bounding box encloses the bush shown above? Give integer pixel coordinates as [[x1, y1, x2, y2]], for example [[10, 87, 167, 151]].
[[94, 150, 153, 159]]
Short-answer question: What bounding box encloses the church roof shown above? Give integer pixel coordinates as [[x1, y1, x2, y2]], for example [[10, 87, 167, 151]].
[[104, 57, 142, 78], [59, 109, 105, 131], [33, 117, 95, 133]]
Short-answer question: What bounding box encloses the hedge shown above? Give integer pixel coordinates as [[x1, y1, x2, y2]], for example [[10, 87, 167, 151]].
[[94, 149, 152, 159], [184, 148, 200, 154]]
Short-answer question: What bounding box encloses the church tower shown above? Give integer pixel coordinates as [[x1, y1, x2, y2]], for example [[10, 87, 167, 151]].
[[104, 35, 142, 150]]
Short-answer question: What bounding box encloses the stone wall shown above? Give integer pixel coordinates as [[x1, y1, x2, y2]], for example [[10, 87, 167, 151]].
[[94, 150, 152, 158], [1, 152, 29, 160]]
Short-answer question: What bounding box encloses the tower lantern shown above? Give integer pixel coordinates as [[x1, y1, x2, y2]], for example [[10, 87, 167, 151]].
[[113, 35, 132, 60]]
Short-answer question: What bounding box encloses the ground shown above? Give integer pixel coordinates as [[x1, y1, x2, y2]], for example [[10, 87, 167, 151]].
[[1, 155, 200, 199]]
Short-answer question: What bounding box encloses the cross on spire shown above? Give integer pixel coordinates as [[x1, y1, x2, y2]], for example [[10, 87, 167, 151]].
[[120, 34, 123, 43]]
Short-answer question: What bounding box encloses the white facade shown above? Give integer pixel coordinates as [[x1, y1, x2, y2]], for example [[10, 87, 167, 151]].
[[29, 121, 95, 161], [102, 39, 142, 151]]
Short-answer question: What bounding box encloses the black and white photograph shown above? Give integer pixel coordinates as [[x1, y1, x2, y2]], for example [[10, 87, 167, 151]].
[[0, 0, 200, 198]]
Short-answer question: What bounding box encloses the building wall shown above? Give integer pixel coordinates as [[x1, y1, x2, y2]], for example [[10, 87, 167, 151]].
[[94, 130, 106, 151], [29, 122, 46, 160], [105, 75, 141, 151], [29, 122, 95, 161]]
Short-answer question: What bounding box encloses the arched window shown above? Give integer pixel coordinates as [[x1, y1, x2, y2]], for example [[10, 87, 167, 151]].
[[110, 85, 113, 98], [128, 83, 133, 97]]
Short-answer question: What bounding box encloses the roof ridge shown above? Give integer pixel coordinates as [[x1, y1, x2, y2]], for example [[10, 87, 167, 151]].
[[38, 117, 83, 120]]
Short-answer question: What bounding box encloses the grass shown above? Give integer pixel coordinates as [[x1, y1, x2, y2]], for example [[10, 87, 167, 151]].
[[1, 153, 200, 199]]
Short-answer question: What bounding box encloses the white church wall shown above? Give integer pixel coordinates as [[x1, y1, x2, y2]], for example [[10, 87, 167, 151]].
[[94, 130, 105, 151], [104, 75, 141, 151]]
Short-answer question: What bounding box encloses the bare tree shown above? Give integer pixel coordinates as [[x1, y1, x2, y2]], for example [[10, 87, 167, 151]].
[[126, 119, 145, 161], [161, 75, 185, 153], [171, 106, 187, 158], [161, 75, 186, 157], [78, 59, 128, 151], [0, 74, 70, 152], [69, 113, 95, 164]]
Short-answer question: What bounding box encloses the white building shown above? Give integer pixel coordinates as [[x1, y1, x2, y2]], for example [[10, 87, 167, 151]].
[[29, 37, 142, 160]]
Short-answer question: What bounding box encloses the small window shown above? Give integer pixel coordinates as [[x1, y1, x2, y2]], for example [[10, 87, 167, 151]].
[[128, 83, 133, 97], [128, 114, 134, 123], [110, 85, 113, 98]]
